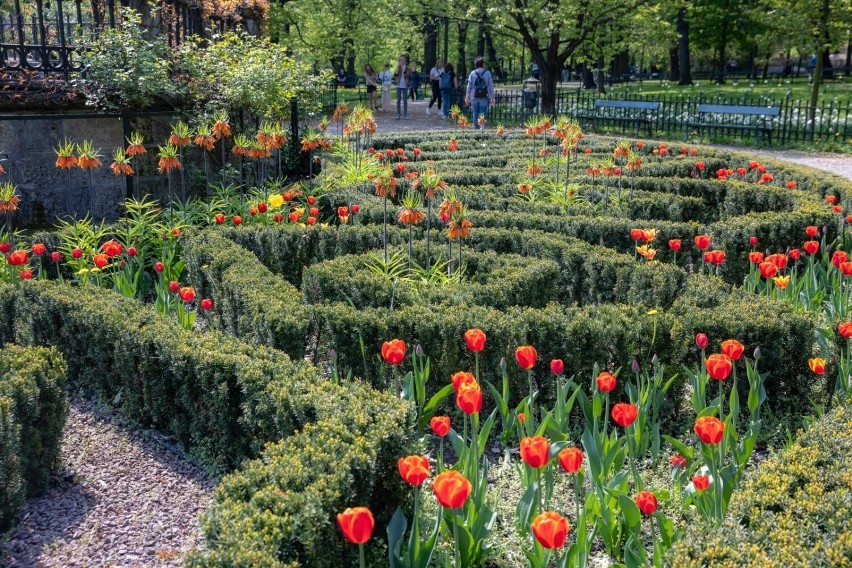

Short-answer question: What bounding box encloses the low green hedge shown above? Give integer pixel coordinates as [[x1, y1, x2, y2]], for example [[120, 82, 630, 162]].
[[182, 230, 311, 358], [667, 403, 852, 567], [0, 344, 67, 531], [303, 246, 561, 310]]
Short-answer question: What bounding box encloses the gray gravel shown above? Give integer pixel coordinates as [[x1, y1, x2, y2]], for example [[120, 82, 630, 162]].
[[0, 394, 213, 567]]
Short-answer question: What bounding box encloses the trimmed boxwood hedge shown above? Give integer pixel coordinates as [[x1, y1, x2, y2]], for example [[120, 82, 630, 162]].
[[667, 403, 852, 567], [0, 343, 67, 531]]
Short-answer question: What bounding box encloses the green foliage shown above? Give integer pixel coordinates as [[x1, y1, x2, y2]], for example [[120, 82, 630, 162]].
[[0, 344, 67, 531], [81, 8, 178, 110], [667, 403, 852, 567]]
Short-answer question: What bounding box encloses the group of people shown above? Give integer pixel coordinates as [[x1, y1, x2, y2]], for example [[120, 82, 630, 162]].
[[362, 55, 496, 128]]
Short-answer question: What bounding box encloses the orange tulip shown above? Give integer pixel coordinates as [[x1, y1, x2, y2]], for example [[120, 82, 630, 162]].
[[692, 474, 710, 491], [432, 470, 471, 508], [720, 339, 744, 361], [758, 261, 777, 279], [808, 357, 826, 375], [520, 436, 550, 468], [101, 240, 123, 258], [515, 345, 538, 370], [596, 371, 616, 392], [381, 339, 406, 365], [531, 511, 570, 549], [464, 328, 486, 352], [398, 455, 430, 486], [803, 240, 819, 255], [451, 371, 476, 392], [92, 253, 108, 268], [6, 250, 28, 266], [179, 287, 196, 302], [749, 252, 764, 264], [838, 322, 852, 339], [557, 447, 583, 474], [705, 353, 733, 380], [635, 491, 658, 515], [694, 234, 711, 250], [456, 381, 482, 414], [337, 507, 374, 544], [765, 253, 788, 269], [430, 416, 450, 436], [694, 416, 725, 445]]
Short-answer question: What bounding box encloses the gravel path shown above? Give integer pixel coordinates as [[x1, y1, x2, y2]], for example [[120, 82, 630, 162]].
[[728, 148, 852, 181], [0, 394, 213, 567]]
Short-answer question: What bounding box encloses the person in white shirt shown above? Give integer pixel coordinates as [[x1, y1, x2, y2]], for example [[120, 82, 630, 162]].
[[394, 54, 410, 120], [427, 60, 444, 115], [378, 64, 392, 112]]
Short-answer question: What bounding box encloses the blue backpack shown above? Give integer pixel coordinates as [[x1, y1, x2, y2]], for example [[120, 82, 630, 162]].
[[440, 70, 451, 89]]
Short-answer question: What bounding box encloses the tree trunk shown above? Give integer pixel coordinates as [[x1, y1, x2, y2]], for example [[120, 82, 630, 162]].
[[746, 44, 756, 80], [541, 65, 558, 115], [423, 17, 438, 71], [612, 50, 629, 78], [485, 30, 499, 78], [822, 49, 834, 79], [845, 30, 852, 76], [595, 57, 606, 95], [677, 6, 692, 85], [716, 19, 729, 83], [476, 24, 486, 58], [809, 0, 831, 135], [457, 22, 469, 79], [762, 50, 771, 79], [669, 47, 680, 83], [581, 65, 596, 89]]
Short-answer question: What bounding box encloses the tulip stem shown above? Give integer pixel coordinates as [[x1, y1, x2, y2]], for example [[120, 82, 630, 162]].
[[528, 369, 535, 426], [452, 513, 461, 568], [426, 196, 431, 270], [603, 394, 610, 437], [358, 543, 365, 568], [627, 424, 642, 491], [573, 473, 581, 527]]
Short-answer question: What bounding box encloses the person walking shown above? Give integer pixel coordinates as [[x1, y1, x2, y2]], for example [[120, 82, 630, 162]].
[[379, 63, 392, 111], [408, 63, 421, 101], [427, 60, 444, 115], [364, 64, 378, 111], [465, 56, 496, 129], [394, 54, 411, 120], [440, 63, 456, 118]]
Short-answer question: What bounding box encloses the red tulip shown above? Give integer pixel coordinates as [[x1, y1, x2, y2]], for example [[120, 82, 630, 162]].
[[381, 339, 406, 365], [803, 240, 819, 255], [214, 213, 225, 224], [558, 447, 583, 474], [179, 286, 196, 302], [201, 298, 214, 311], [695, 333, 709, 350], [531, 511, 570, 549], [169, 280, 180, 293], [611, 403, 638, 428], [51, 251, 62, 263], [635, 491, 657, 515], [6, 250, 28, 266], [748, 252, 764, 264], [432, 470, 471, 508], [832, 250, 849, 267], [19, 269, 32, 280], [31, 243, 46, 255], [456, 381, 482, 414], [694, 234, 711, 250], [671, 454, 686, 469], [464, 328, 486, 352], [515, 345, 538, 370], [337, 507, 374, 544], [749, 236, 758, 247], [550, 359, 564, 375], [92, 253, 108, 269], [520, 436, 550, 468], [788, 249, 801, 261], [430, 416, 450, 437], [694, 415, 725, 444], [805, 225, 819, 237], [596, 371, 616, 392], [765, 253, 788, 270], [838, 322, 852, 339], [0, 242, 9, 254], [154, 261, 164, 272], [668, 239, 681, 251], [127, 247, 137, 257], [692, 474, 710, 491], [758, 262, 777, 279]]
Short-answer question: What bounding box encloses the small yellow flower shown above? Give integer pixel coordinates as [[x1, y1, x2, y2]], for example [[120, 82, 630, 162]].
[[77, 268, 89, 275], [773, 275, 790, 289], [646, 309, 659, 315], [268, 194, 284, 209]]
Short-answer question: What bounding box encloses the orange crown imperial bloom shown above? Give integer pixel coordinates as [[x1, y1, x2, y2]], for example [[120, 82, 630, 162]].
[[381, 339, 406, 365], [126, 143, 146, 156], [398, 455, 430, 486], [465, 328, 487, 352], [635, 491, 658, 515], [430, 416, 450, 437], [451, 371, 476, 392], [720, 339, 744, 361], [694, 415, 725, 445], [515, 345, 538, 370], [558, 447, 583, 474], [596, 371, 617, 392], [55, 154, 78, 169], [456, 381, 482, 414], [705, 353, 733, 380], [398, 209, 426, 225], [433, 470, 472, 508], [611, 402, 638, 428], [808, 357, 827, 375], [519, 436, 551, 468], [532, 511, 570, 549], [337, 507, 374, 544]]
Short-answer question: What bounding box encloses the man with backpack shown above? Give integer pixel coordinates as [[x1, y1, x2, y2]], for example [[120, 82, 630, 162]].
[[465, 56, 496, 129]]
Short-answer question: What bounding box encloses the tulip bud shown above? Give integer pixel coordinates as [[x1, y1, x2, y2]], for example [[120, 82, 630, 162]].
[[329, 348, 337, 362], [499, 357, 507, 371], [415, 344, 424, 357], [753, 346, 761, 360], [652, 354, 659, 366], [631, 359, 640, 374]]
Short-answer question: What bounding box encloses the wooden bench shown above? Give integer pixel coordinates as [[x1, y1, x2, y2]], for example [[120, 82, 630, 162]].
[[577, 100, 661, 136], [686, 104, 781, 146]]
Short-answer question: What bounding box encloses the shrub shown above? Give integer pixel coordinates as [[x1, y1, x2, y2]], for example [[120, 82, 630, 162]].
[[0, 344, 67, 531], [667, 403, 852, 567], [182, 230, 311, 358]]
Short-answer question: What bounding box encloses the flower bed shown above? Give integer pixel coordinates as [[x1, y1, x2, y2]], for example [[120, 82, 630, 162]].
[[0, 343, 67, 531]]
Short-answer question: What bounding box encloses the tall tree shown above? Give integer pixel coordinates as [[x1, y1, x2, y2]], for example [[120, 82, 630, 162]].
[[499, 0, 649, 114]]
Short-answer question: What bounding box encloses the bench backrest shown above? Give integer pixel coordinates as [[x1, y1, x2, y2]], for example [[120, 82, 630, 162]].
[[696, 104, 781, 116], [594, 100, 661, 110]]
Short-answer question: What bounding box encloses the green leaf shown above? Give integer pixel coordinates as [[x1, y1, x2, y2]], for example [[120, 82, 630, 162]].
[[386, 507, 407, 568]]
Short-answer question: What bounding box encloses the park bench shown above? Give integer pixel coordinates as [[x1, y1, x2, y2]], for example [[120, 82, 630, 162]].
[[685, 104, 781, 146], [577, 99, 661, 136]]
